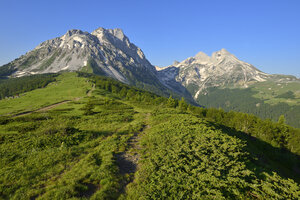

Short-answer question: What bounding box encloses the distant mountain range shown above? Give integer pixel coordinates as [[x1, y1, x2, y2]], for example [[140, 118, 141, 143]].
[[157, 48, 298, 99], [0, 27, 193, 100], [1, 27, 299, 126]]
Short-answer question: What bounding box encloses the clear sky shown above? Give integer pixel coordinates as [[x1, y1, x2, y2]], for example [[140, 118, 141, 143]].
[[0, 0, 299, 76]]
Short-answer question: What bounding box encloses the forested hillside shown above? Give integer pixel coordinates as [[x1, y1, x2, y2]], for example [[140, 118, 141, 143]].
[[198, 87, 300, 128], [0, 74, 58, 99], [0, 72, 300, 199]]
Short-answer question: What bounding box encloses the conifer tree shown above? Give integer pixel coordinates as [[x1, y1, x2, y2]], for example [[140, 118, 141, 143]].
[[167, 96, 176, 108], [178, 97, 188, 111]]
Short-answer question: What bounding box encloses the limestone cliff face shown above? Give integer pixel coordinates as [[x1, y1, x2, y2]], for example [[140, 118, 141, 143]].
[[156, 49, 298, 100], [3, 28, 157, 86], [2, 29, 298, 103]]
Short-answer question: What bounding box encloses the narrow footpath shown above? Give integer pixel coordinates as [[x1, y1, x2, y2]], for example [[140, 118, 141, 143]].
[[13, 84, 95, 117], [116, 113, 151, 193]]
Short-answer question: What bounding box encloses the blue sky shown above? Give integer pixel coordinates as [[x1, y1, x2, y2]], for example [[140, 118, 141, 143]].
[[0, 0, 299, 76]]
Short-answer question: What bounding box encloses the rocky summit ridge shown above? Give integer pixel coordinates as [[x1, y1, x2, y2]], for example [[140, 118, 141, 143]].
[[1, 28, 299, 102], [4, 27, 156, 86], [156, 48, 298, 99]]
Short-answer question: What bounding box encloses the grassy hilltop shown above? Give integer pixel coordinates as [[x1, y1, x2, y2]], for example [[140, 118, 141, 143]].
[[0, 72, 300, 199]]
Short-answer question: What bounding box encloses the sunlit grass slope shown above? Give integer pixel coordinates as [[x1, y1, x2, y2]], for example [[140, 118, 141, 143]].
[[252, 81, 300, 106], [0, 73, 91, 115], [0, 72, 300, 199], [126, 111, 300, 199]]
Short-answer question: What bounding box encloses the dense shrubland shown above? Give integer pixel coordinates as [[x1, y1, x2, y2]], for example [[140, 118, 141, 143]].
[[81, 72, 300, 156], [125, 114, 300, 199]]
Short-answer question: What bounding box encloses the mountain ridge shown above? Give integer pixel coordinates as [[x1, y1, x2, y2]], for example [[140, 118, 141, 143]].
[[9, 28, 154, 80], [1, 27, 299, 112], [0, 27, 198, 102], [157, 48, 299, 99]]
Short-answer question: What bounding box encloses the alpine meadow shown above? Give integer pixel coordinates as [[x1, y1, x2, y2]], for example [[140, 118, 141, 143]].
[[0, 72, 299, 199]]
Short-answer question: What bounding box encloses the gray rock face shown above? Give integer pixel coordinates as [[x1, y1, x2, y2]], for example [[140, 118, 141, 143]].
[[0, 27, 198, 101], [4, 27, 157, 86], [156, 49, 298, 100], [3, 30, 298, 103]]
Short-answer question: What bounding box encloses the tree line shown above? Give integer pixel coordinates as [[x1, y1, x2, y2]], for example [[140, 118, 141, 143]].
[[78, 72, 300, 156], [0, 73, 57, 99], [197, 87, 300, 128]]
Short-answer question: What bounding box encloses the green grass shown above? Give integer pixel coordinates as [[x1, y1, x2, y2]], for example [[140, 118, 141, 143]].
[[0, 92, 144, 199], [0, 72, 300, 199], [197, 86, 300, 128], [0, 73, 91, 115], [251, 81, 300, 106], [125, 112, 300, 199]]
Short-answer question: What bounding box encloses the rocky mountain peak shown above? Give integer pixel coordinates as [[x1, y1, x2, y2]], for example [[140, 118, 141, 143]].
[[194, 51, 211, 64], [65, 29, 84, 37], [157, 48, 273, 99], [2, 27, 158, 85], [211, 48, 238, 63], [174, 49, 239, 67], [109, 28, 126, 41], [92, 27, 148, 63], [92, 27, 128, 44], [173, 60, 180, 66], [217, 48, 231, 55]]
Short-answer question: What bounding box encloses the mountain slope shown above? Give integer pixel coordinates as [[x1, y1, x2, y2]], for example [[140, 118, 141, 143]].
[[157, 48, 298, 99], [0, 28, 194, 100], [0, 72, 300, 199], [4, 28, 154, 81], [157, 49, 300, 127], [1, 30, 299, 126]]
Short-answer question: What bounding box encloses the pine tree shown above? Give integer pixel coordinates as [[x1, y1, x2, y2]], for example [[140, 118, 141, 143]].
[[82, 99, 94, 115], [178, 97, 188, 111], [167, 96, 176, 108]]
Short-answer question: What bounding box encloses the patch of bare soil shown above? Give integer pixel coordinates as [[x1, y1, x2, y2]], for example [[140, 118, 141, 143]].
[[13, 84, 95, 117], [116, 113, 151, 193], [14, 100, 71, 117]]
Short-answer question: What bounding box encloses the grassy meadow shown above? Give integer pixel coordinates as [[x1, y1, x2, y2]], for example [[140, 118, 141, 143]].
[[251, 81, 300, 106], [0, 73, 91, 115], [0, 72, 300, 199]]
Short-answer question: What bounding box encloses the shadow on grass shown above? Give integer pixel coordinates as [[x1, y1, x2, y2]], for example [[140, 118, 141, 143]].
[[208, 121, 300, 184], [75, 182, 100, 198]]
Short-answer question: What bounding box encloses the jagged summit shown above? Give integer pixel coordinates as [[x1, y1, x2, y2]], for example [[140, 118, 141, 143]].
[[170, 49, 240, 68], [194, 51, 209, 59], [173, 60, 180, 66], [194, 51, 210, 64], [91, 27, 127, 43], [157, 48, 272, 99], [214, 48, 231, 55], [65, 29, 85, 36], [0, 27, 162, 92], [108, 28, 126, 41], [211, 48, 240, 65]]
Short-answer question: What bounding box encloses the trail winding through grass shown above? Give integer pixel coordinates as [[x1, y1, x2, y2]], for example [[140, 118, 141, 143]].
[[14, 84, 95, 117], [116, 112, 151, 195]]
